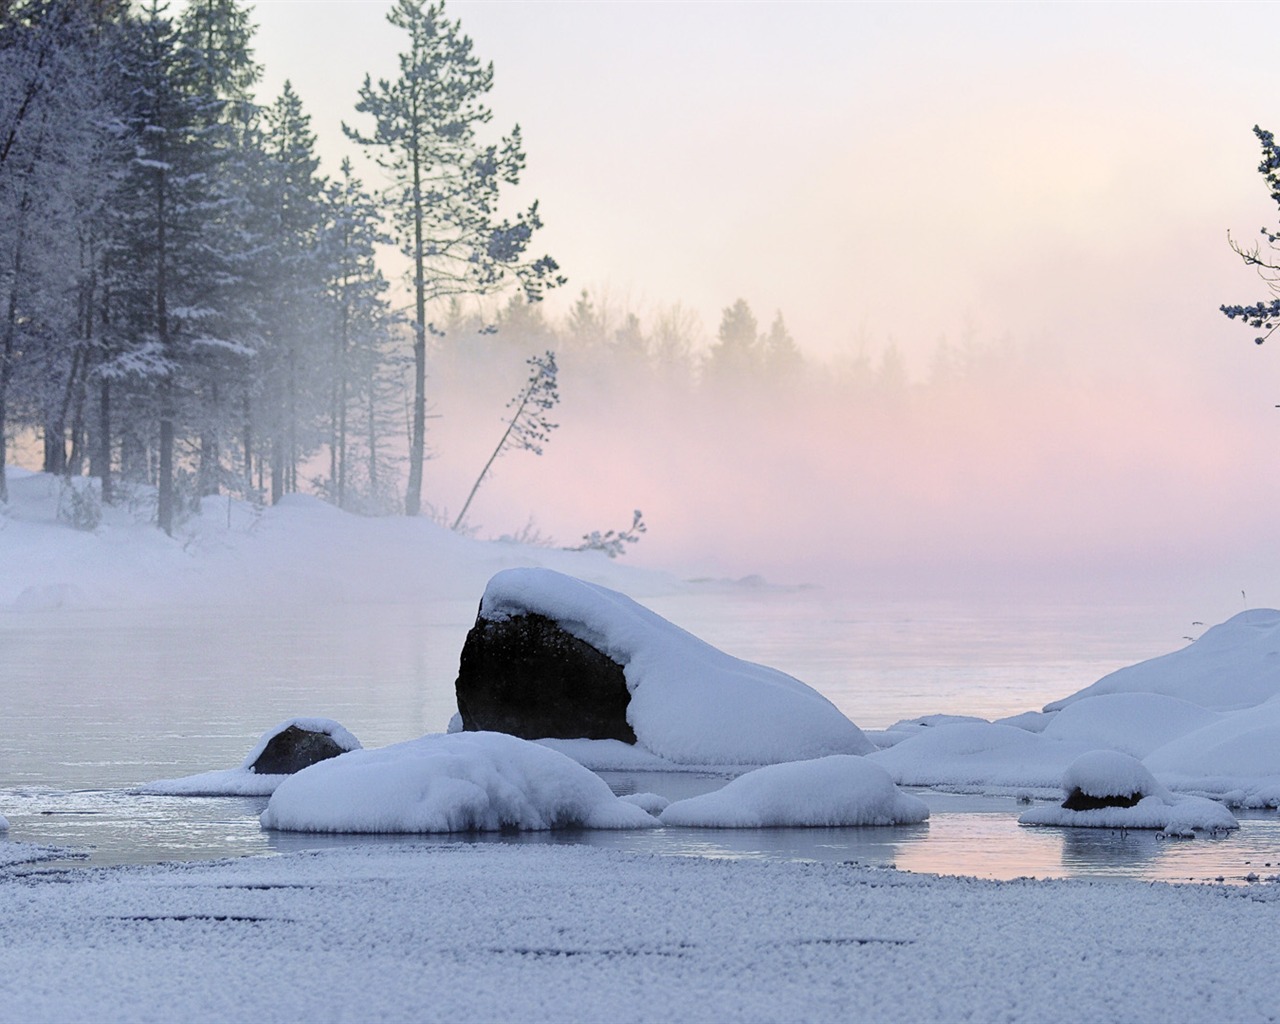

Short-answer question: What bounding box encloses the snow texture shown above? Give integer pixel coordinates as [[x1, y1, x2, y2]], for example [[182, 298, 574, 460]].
[[260, 731, 660, 833], [658, 755, 929, 828], [137, 717, 362, 797], [476, 568, 873, 765], [1019, 751, 1238, 834], [3, 843, 1280, 1024]]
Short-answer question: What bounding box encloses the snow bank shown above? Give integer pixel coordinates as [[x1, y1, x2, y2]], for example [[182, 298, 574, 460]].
[[659, 755, 928, 827], [260, 731, 660, 833], [1144, 698, 1280, 806], [138, 717, 361, 796], [474, 568, 872, 765], [1020, 751, 1237, 835], [0, 841, 83, 868], [1046, 609, 1280, 712], [1040, 693, 1221, 758], [868, 722, 1090, 791], [0, 470, 684, 611]]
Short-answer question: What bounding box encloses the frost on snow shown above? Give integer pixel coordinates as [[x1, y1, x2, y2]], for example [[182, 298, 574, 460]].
[[1019, 751, 1237, 834], [659, 755, 929, 828], [260, 731, 660, 833], [471, 568, 873, 766], [138, 717, 361, 797]]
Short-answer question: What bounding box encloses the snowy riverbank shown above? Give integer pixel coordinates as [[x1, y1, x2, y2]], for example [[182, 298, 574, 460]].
[[4, 842, 1280, 1024]]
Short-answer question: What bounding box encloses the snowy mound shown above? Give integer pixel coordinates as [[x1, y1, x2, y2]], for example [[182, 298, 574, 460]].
[[0, 813, 7, 831], [1019, 751, 1237, 835], [867, 721, 1090, 791], [473, 568, 873, 765], [1040, 693, 1221, 758], [260, 731, 661, 833], [1144, 698, 1280, 806], [1045, 609, 1280, 712], [658, 755, 929, 828], [138, 717, 361, 796]]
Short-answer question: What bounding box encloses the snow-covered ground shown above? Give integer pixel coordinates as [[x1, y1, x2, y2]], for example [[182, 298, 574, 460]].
[[4, 843, 1280, 1024], [5, 468, 1280, 1022]]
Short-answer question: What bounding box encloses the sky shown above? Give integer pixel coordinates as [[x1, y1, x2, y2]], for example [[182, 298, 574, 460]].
[[241, 0, 1280, 604]]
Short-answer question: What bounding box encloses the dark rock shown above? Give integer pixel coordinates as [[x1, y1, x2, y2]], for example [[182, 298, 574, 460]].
[[1061, 787, 1143, 811], [250, 725, 349, 775], [455, 612, 636, 743]]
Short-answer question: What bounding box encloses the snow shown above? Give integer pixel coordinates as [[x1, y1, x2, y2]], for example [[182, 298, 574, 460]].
[[868, 721, 1090, 792], [1019, 751, 1238, 835], [137, 717, 362, 797], [3, 843, 1280, 1024], [476, 568, 873, 765], [1040, 692, 1221, 757], [658, 755, 929, 828], [0, 471, 686, 612], [260, 731, 660, 833], [1045, 608, 1280, 712]]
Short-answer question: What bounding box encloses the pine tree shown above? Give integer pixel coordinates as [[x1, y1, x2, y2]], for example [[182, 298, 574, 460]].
[[344, 0, 561, 518], [704, 298, 761, 384]]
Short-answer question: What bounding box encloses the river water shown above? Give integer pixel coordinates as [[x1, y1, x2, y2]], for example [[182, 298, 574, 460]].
[[3, 590, 1276, 883]]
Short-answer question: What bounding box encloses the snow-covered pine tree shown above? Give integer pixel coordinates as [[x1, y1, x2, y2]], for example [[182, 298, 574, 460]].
[[344, 0, 561, 518], [0, 0, 121, 500], [175, 0, 261, 499], [106, 0, 229, 533]]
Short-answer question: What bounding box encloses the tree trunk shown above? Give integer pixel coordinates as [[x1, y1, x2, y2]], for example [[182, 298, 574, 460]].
[[405, 108, 426, 517], [95, 379, 112, 504]]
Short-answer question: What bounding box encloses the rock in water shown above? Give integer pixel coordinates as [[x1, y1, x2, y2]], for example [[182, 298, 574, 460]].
[[250, 724, 351, 775], [455, 612, 637, 743]]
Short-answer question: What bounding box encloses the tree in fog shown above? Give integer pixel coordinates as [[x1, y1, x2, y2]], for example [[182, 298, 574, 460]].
[[319, 158, 400, 512], [452, 349, 558, 531], [704, 298, 761, 384], [762, 311, 802, 380], [345, 0, 561, 518], [0, 0, 120, 501]]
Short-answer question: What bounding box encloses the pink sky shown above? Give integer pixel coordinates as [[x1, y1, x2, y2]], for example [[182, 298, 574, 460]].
[[244, 1, 1280, 607]]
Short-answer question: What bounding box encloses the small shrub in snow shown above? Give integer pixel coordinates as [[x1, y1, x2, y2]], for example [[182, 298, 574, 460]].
[[58, 481, 101, 531]]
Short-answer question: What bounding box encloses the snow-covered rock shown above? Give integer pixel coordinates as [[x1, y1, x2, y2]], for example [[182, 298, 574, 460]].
[[1045, 609, 1280, 712], [658, 755, 929, 828], [867, 721, 1090, 791], [260, 731, 661, 833], [1144, 697, 1280, 806], [138, 718, 361, 797], [462, 568, 873, 766], [1040, 693, 1221, 758], [1019, 751, 1237, 834]]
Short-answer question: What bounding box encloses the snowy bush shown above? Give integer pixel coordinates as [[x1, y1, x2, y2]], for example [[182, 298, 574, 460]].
[[58, 480, 101, 531]]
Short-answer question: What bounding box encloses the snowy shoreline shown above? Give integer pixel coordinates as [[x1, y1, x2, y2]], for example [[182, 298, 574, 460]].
[[4, 842, 1279, 1024]]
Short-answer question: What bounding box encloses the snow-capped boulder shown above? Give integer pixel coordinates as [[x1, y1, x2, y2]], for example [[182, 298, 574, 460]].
[[456, 611, 636, 743], [260, 731, 660, 833], [1019, 751, 1237, 834], [244, 718, 361, 775], [1045, 609, 1280, 713], [454, 568, 873, 766], [138, 717, 361, 796], [659, 756, 929, 828]]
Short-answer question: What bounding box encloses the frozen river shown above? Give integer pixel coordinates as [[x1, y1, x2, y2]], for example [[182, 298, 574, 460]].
[[3, 590, 1276, 883]]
